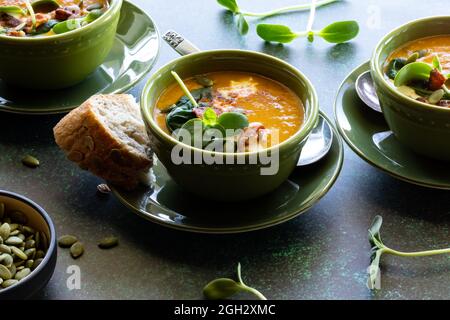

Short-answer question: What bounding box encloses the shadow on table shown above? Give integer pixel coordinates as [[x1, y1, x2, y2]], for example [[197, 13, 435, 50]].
[[0, 113, 62, 146], [359, 169, 450, 224]]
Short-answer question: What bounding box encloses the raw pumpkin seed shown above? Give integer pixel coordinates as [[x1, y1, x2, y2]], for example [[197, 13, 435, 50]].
[[22, 155, 40, 168], [98, 236, 119, 249], [0, 264, 12, 280], [25, 239, 35, 249], [35, 250, 45, 259], [25, 260, 34, 268], [0, 254, 13, 267], [11, 246, 28, 260], [58, 235, 78, 248], [70, 242, 84, 259], [8, 264, 16, 278], [0, 244, 11, 254], [0, 223, 10, 240], [2, 279, 18, 288], [15, 268, 30, 280], [0, 202, 49, 291], [23, 226, 34, 234], [40, 231, 48, 250], [33, 258, 43, 269], [5, 236, 23, 246], [24, 248, 36, 259]]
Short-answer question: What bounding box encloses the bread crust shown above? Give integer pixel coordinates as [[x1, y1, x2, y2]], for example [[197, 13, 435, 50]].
[[54, 94, 152, 190]]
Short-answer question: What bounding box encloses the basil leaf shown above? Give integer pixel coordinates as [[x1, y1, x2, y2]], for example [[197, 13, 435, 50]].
[[216, 0, 240, 13], [218, 112, 249, 130], [394, 62, 433, 87], [236, 13, 249, 35], [256, 24, 299, 43], [317, 20, 359, 43], [203, 278, 244, 300], [202, 108, 218, 126]]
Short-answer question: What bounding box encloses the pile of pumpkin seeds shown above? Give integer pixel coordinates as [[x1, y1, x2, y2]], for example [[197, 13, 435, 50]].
[[0, 202, 48, 290]]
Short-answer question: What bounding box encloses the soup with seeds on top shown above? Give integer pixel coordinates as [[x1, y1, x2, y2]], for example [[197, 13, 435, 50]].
[[0, 0, 109, 37], [154, 71, 305, 152], [385, 35, 450, 107]]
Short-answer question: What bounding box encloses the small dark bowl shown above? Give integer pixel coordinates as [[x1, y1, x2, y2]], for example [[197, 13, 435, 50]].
[[0, 190, 57, 300]]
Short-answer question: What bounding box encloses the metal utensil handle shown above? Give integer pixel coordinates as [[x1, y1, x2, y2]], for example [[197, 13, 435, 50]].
[[163, 30, 201, 56]]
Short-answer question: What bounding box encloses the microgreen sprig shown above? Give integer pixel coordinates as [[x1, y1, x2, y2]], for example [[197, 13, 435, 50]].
[[171, 71, 199, 107], [217, 0, 341, 35], [257, 0, 359, 44], [24, 0, 36, 31], [368, 216, 450, 290], [203, 263, 267, 300]]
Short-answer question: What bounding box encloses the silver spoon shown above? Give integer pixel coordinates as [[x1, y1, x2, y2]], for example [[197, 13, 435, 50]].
[[163, 30, 333, 166], [356, 71, 382, 113]]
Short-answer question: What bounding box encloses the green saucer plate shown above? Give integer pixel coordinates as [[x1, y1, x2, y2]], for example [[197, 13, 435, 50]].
[[335, 61, 450, 190], [0, 1, 160, 115], [112, 112, 343, 234]]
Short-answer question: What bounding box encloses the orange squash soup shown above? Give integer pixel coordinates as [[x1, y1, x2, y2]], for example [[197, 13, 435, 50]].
[[385, 35, 450, 107], [154, 71, 305, 150]]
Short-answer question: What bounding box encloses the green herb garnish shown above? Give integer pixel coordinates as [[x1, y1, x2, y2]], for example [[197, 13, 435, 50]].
[[217, 0, 358, 44], [53, 9, 104, 34], [203, 263, 267, 300], [394, 62, 433, 87], [24, 0, 36, 31], [368, 216, 450, 290], [257, 0, 358, 44], [217, 0, 340, 35], [0, 5, 26, 18]]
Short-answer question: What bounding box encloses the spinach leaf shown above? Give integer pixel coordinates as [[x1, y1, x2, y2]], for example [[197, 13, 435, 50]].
[[386, 58, 407, 80], [165, 87, 213, 132], [166, 107, 196, 132]]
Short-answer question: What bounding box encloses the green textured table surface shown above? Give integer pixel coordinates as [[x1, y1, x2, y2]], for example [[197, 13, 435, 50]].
[[1, 0, 449, 300]]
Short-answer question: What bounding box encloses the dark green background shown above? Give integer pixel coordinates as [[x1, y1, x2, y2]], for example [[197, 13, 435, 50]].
[[1, 0, 449, 299]]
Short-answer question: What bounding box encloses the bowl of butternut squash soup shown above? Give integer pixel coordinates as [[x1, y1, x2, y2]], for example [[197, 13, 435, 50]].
[[0, 0, 122, 89], [371, 16, 450, 161], [141, 50, 319, 201]]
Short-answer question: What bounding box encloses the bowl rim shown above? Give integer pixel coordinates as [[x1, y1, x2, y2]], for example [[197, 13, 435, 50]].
[[0, 190, 56, 296], [0, 0, 123, 43], [140, 49, 320, 157], [371, 15, 450, 113]]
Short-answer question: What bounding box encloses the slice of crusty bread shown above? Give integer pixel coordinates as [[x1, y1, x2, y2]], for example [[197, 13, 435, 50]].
[[54, 94, 153, 190]]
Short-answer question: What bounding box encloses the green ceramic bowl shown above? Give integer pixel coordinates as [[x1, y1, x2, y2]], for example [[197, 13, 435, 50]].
[[371, 16, 450, 161], [141, 50, 319, 202], [0, 0, 123, 90]]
